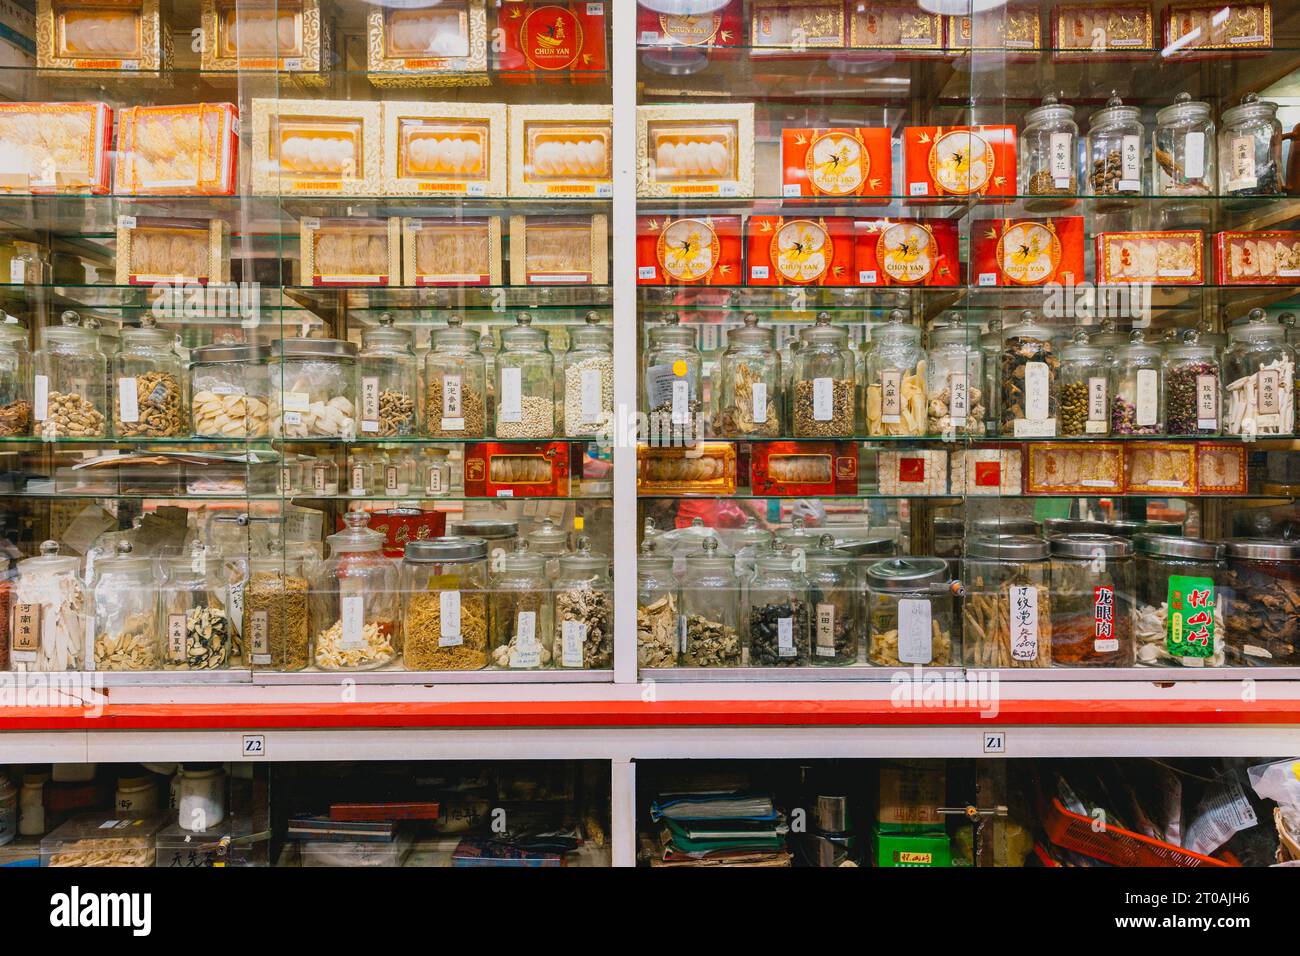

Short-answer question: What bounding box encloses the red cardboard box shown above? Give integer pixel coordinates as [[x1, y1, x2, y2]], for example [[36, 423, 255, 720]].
[[903, 125, 1016, 200], [495, 1, 608, 76], [781, 127, 892, 200], [749, 441, 858, 497], [636, 0, 741, 47], [355, 508, 447, 559], [1052, 3, 1154, 59], [463, 441, 571, 497], [970, 217, 1085, 287], [1163, 2, 1271, 56], [636, 215, 742, 285], [853, 219, 960, 287], [747, 215, 855, 286], [1214, 230, 1300, 285], [1095, 230, 1204, 285], [1196, 442, 1249, 495]]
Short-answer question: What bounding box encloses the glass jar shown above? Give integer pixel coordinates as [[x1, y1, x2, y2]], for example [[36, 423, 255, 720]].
[[1223, 539, 1300, 666], [863, 309, 923, 437], [1048, 533, 1135, 667], [1219, 92, 1283, 196], [448, 519, 518, 562], [358, 313, 417, 437], [495, 312, 554, 439], [963, 535, 1052, 668], [563, 311, 613, 439], [806, 534, 858, 665], [311, 510, 399, 671], [244, 552, 310, 672], [866, 557, 957, 666], [1134, 534, 1225, 667], [308, 457, 339, 496], [1164, 330, 1221, 435], [1086, 92, 1145, 202], [420, 447, 451, 498], [728, 516, 772, 584], [747, 544, 810, 666], [401, 536, 489, 671], [269, 337, 357, 439], [1058, 330, 1110, 436], [1224, 309, 1295, 436], [9, 542, 87, 672], [1153, 92, 1216, 197], [644, 312, 702, 443], [1110, 329, 1164, 435], [0, 325, 31, 437], [33, 312, 107, 438], [1000, 310, 1058, 437], [714, 313, 781, 438], [1020, 93, 1079, 205], [978, 318, 1002, 435], [526, 516, 568, 584], [159, 544, 235, 671], [681, 537, 742, 667], [113, 322, 187, 438], [489, 541, 552, 670], [91, 542, 161, 671], [553, 537, 612, 669], [425, 315, 486, 438], [177, 764, 225, 832], [18, 770, 47, 836], [189, 340, 270, 439], [380, 446, 415, 497], [925, 318, 983, 436], [276, 458, 301, 497], [636, 541, 679, 668]]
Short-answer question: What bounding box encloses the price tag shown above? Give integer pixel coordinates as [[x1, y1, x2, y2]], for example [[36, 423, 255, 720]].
[[777, 616, 795, 657], [1184, 131, 1206, 180], [511, 611, 539, 668], [580, 367, 603, 420], [167, 613, 186, 663], [815, 603, 835, 658], [340, 594, 365, 649], [250, 609, 270, 665], [1024, 362, 1049, 420], [10, 603, 39, 662], [909, 181, 929, 196], [1093, 585, 1118, 653], [897, 598, 932, 664], [1135, 368, 1158, 426], [438, 590, 463, 646], [752, 381, 768, 424], [1008, 586, 1039, 662], [561, 619, 585, 668], [880, 369, 902, 423], [1196, 374, 1219, 430], [812, 377, 834, 422]]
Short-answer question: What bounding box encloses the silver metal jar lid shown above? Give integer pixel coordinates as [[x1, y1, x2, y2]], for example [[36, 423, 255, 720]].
[[448, 519, 518, 540], [1134, 533, 1223, 561], [1048, 533, 1132, 559], [191, 342, 269, 364], [271, 338, 357, 360], [865, 556, 949, 592], [965, 534, 1049, 562], [404, 536, 488, 562], [1225, 538, 1300, 562]]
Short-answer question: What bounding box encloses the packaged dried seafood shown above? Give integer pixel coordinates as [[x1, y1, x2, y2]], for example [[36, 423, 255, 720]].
[[753, 0, 847, 48], [463, 442, 570, 497], [1052, 3, 1154, 59], [115, 103, 239, 196], [403, 217, 502, 286], [749, 442, 857, 496], [637, 444, 736, 496], [37, 0, 170, 72], [299, 217, 400, 286], [367, 0, 488, 85], [510, 104, 612, 197], [1216, 230, 1300, 284], [636, 103, 755, 198], [877, 450, 948, 496], [1026, 443, 1124, 494], [508, 214, 608, 285], [115, 217, 229, 286], [250, 98, 382, 196], [0, 102, 112, 194], [636, 215, 742, 286], [748, 216, 856, 286], [903, 124, 1017, 199], [1095, 230, 1204, 285], [495, 0, 606, 79], [200, 0, 328, 80], [781, 127, 892, 199], [382, 101, 505, 195]]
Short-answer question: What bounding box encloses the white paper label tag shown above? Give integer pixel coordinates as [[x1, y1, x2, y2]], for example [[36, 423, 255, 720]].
[[361, 376, 380, 429], [949, 372, 969, 422], [881, 369, 902, 423], [1258, 369, 1281, 415], [1135, 368, 1158, 426], [1184, 131, 1206, 180], [511, 611, 539, 668], [441, 373, 463, 421], [340, 594, 365, 649], [426, 468, 443, 494], [858, 270, 877, 284], [1008, 585, 1039, 662], [638, 265, 656, 279], [250, 609, 269, 664], [350, 465, 366, 495], [750, 265, 769, 280], [812, 377, 834, 422], [167, 613, 186, 663], [752, 381, 768, 423], [1025, 362, 1049, 420], [116, 377, 140, 423], [33, 374, 48, 421], [1049, 131, 1073, 180], [909, 181, 929, 196], [283, 390, 309, 412], [671, 378, 689, 425], [1196, 374, 1219, 429], [580, 366, 603, 420], [815, 603, 835, 657], [978, 272, 998, 286], [1121, 133, 1141, 181], [1088, 376, 1108, 425], [1230, 135, 1257, 190], [499, 366, 522, 422], [562, 619, 585, 667], [438, 590, 462, 646], [897, 598, 933, 665], [777, 616, 795, 657]]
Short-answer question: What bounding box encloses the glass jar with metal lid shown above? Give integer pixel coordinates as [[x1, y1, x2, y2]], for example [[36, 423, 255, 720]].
[[113, 320, 186, 438], [269, 336, 357, 439], [425, 315, 486, 439], [526, 517, 568, 584], [1000, 310, 1058, 437], [91, 541, 161, 671], [0, 324, 30, 437], [1043, 517, 1183, 538], [1164, 329, 1222, 436], [311, 510, 399, 671], [1153, 92, 1216, 196], [866, 557, 957, 666], [489, 541, 552, 670], [449, 519, 518, 560], [963, 535, 1052, 669], [495, 312, 554, 439], [33, 311, 107, 438], [1048, 533, 1135, 667], [1219, 92, 1283, 196], [553, 536, 612, 669], [244, 550, 310, 672], [637, 540, 679, 669], [1134, 535, 1225, 667], [644, 313, 702, 443], [934, 517, 964, 560], [972, 517, 1040, 537], [401, 536, 489, 671], [664, 516, 729, 577], [1020, 93, 1079, 205], [189, 338, 270, 439], [9, 541, 86, 672], [1110, 329, 1163, 435], [358, 313, 417, 437], [1086, 92, 1145, 202], [158, 542, 235, 672], [714, 312, 781, 438], [806, 534, 859, 665], [563, 311, 613, 439], [682, 537, 742, 668], [1223, 539, 1300, 666], [978, 318, 1002, 435], [1058, 330, 1110, 436], [1224, 308, 1295, 436], [864, 310, 923, 437], [925, 317, 983, 436], [747, 543, 810, 666]]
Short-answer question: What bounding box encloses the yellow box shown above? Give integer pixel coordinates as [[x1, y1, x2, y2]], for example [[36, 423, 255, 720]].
[[751, 0, 846, 48], [367, 0, 488, 87], [37, 0, 170, 72], [200, 0, 329, 84], [299, 216, 401, 287], [380, 101, 505, 197], [115, 216, 229, 285], [509, 214, 608, 286], [636, 103, 755, 198], [402, 217, 502, 287], [637, 443, 737, 496], [250, 98, 382, 196], [509, 104, 612, 198]]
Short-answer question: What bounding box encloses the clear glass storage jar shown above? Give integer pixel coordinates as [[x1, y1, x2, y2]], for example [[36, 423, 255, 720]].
[[9, 542, 86, 672], [681, 537, 742, 667], [420, 447, 451, 498], [1224, 309, 1295, 436], [91, 542, 161, 671], [1219, 93, 1283, 196], [159, 544, 233, 671], [728, 516, 773, 585], [1020, 93, 1079, 205], [448, 519, 518, 561], [401, 536, 489, 671], [495, 312, 554, 439], [526, 516, 568, 584], [747, 543, 810, 666], [1153, 92, 1216, 197], [489, 541, 552, 670], [866, 557, 957, 666], [1000, 310, 1058, 437], [358, 314, 417, 437], [1048, 533, 1135, 667], [1058, 330, 1110, 436], [979, 318, 1001, 435], [636, 541, 678, 668], [347, 448, 380, 498], [0, 324, 31, 436], [713, 313, 781, 438], [1164, 330, 1221, 435], [380, 446, 416, 497], [1134, 534, 1225, 667], [308, 457, 339, 496], [1110, 329, 1163, 435], [806, 535, 859, 665], [113, 321, 186, 438], [269, 337, 357, 439], [553, 537, 612, 669], [563, 311, 613, 439], [644, 313, 702, 443], [424, 315, 486, 438], [244, 551, 310, 672], [189, 340, 270, 439], [1223, 538, 1300, 666], [311, 511, 399, 671], [925, 318, 983, 436], [33, 312, 107, 439], [1086, 93, 1145, 202], [963, 535, 1052, 668], [864, 309, 924, 437]]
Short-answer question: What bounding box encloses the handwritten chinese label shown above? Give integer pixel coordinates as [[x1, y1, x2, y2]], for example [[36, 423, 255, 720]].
[[1008, 585, 1039, 662], [1166, 575, 1215, 659], [1093, 585, 1118, 653]]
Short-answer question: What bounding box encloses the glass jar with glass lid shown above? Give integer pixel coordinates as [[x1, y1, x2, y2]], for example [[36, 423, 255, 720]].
[[1224, 309, 1295, 436], [1110, 329, 1164, 435], [714, 312, 781, 438], [244, 549, 311, 672], [91, 542, 161, 671], [311, 510, 399, 671], [0, 323, 31, 436], [1153, 92, 1216, 196], [420, 447, 452, 498], [563, 311, 613, 439], [682, 537, 742, 668], [1164, 329, 1222, 436], [9, 541, 87, 672], [401, 536, 489, 671], [308, 456, 339, 496], [113, 319, 186, 438], [424, 315, 486, 439], [1086, 92, 1145, 203], [728, 516, 773, 585], [925, 317, 984, 436], [489, 541, 553, 670], [358, 313, 417, 437], [189, 338, 270, 439], [978, 317, 1002, 435], [864, 309, 924, 437], [1058, 330, 1110, 436], [1219, 92, 1284, 196], [1223, 538, 1300, 666], [791, 312, 856, 438], [644, 312, 702, 443], [746, 543, 810, 666], [269, 336, 357, 439], [636, 540, 679, 668], [806, 534, 859, 665], [33, 311, 107, 439], [1133, 534, 1225, 667], [495, 312, 554, 439], [526, 516, 569, 584], [866, 557, 958, 667], [159, 542, 235, 671], [553, 536, 612, 669], [963, 535, 1052, 669], [1000, 310, 1058, 437], [1020, 93, 1079, 206], [1048, 533, 1135, 667]]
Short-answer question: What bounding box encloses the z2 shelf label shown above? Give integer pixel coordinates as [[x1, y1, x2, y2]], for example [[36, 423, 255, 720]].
[[242, 735, 266, 758]]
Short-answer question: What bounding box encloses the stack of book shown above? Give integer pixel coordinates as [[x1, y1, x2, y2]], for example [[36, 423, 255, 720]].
[[287, 801, 440, 868], [648, 791, 791, 867]]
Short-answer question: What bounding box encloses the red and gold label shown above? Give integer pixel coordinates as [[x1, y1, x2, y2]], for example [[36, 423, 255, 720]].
[[904, 125, 1016, 200], [996, 221, 1061, 285], [520, 4, 585, 70], [657, 218, 720, 283], [772, 218, 833, 284], [805, 130, 867, 196], [877, 221, 937, 285], [928, 129, 993, 195]]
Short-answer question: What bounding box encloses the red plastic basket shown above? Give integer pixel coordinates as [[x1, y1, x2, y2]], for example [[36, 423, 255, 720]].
[[1038, 790, 1233, 867]]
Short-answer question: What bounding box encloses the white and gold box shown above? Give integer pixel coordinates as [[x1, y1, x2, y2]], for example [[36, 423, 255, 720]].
[[509, 214, 608, 286], [37, 0, 171, 72], [250, 97, 382, 196], [115, 216, 229, 285], [199, 0, 329, 84], [402, 217, 502, 286], [0, 101, 112, 194], [381, 101, 505, 196], [636, 103, 754, 198], [299, 216, 401, 287], [367, 0, 488, 87], [509, 104, 611, 198]]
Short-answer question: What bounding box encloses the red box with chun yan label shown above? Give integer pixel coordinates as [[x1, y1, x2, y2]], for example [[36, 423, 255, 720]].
[[749, 441, 858, 497], [746, 215, 856, 286], [969, 217, 1085, 287], [636, 0, 741, 48], [902, 125, 1016, 200], [495, 1, 608, 78], [636, 215, 742, 286], [780, 127, 892, 200], [852, 219, 960, 287], [463, 441, 571, 497]]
